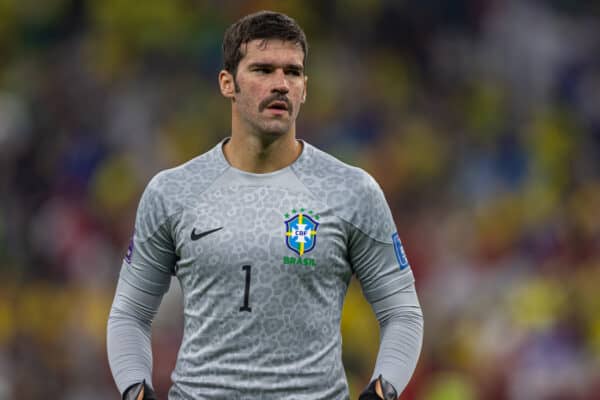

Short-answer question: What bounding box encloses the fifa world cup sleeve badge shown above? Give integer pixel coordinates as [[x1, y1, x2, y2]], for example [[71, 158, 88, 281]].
[[392, 232, 410, 270]]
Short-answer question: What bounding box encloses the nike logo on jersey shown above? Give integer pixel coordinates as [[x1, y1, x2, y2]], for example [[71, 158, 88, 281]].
[[190, 227, 223, 241]]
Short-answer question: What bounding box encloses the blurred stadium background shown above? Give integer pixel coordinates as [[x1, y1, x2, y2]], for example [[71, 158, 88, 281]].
[[1, 0, 600, 399]]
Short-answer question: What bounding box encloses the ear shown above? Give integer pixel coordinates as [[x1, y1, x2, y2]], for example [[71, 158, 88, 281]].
[[301, 75, 308, 103], [219, 70, 236, 99]]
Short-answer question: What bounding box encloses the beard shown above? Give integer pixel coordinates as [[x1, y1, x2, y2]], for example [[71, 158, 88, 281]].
[[248, 114, 292, 137]]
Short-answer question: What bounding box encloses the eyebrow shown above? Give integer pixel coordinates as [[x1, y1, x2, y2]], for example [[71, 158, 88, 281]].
[[248, 63, 304, 72]]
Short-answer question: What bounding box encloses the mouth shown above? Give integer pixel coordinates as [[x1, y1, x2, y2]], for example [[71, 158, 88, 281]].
[[266, 101, 289, 113], [259, 94, 293, 116]]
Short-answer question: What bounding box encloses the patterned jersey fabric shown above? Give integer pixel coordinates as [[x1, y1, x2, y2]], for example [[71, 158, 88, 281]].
[[107, 139, 421, 399]]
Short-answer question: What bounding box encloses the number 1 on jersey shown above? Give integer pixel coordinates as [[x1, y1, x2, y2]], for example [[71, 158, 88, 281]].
[[239, 264, 252, 312]]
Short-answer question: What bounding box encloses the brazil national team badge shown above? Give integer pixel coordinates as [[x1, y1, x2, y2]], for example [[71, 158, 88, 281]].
[[284, 209, 320, 256]]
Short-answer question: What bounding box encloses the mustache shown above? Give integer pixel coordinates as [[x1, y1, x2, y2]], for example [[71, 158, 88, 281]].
[[258, 93, 293, 114]]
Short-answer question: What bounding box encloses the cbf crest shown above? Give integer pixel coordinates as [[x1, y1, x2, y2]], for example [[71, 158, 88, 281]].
[[284, 209, 320, 256]]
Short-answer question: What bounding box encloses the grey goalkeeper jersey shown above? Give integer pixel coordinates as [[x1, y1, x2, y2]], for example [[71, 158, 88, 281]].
[[107, 139, 423, 399]]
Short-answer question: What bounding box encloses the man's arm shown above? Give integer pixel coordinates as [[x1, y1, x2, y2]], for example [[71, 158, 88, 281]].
[[350, 230, 424, 398], [344, 172, 423, 398], [107, 259, 171, 396], [107, 176, 178, 397]]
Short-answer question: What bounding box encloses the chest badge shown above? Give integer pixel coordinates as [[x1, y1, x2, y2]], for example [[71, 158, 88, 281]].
[[284, 209, 320, 256]]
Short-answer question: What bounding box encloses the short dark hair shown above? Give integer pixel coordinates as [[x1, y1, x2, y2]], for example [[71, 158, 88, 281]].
[[222, 11, 308, 77]]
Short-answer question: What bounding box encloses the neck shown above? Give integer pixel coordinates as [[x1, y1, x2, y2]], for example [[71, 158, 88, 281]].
[[223, 132, 302, 173]]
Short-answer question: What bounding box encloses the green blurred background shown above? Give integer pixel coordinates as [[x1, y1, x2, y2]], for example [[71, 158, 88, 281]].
[[1, 0, 600, 399]]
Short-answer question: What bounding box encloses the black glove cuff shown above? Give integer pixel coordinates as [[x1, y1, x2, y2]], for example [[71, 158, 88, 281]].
[[358, 374, 398, 400], [123, 380, 157, 400]]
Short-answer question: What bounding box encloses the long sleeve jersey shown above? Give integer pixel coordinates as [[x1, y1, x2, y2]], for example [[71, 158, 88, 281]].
[[107, 139, 423, 399]]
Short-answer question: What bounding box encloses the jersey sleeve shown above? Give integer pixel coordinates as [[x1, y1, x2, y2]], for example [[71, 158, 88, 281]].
[[347, 174, 424, 395], [107, 174, 178, 395]]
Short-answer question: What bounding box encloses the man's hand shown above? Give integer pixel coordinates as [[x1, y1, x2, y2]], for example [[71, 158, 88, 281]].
[[358, 374, 398, 400], [123, 380, 157, 400]]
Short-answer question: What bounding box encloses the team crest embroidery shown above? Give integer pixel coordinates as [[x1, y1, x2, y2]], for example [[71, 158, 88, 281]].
[[284, 209, 320, 256]]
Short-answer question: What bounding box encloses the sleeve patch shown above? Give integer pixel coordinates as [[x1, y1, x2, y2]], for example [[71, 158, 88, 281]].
[[392, 232, 409, 270], [125, 234, 134, 264]]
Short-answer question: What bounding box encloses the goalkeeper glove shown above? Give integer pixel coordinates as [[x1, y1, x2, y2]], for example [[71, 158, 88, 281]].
[[123, 380, 157, 400], [358, 374, 398, 400]]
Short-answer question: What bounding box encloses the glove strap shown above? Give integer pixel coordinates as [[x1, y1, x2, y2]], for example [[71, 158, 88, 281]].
[[123, 380, 157, 400], [358, 374, 398, 400]]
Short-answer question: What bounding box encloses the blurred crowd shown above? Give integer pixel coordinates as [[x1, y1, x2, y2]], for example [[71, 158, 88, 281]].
[[1, 0, 600, 399]]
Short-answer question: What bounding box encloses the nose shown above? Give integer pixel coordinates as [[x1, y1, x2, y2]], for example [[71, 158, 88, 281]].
[[271, 69, 289, 94]]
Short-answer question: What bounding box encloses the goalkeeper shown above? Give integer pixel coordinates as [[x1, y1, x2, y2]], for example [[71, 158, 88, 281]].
[[107, 10, 423, 400]]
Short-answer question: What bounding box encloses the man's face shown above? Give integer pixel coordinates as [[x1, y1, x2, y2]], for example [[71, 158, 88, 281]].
[[222, 39, 307, 137]]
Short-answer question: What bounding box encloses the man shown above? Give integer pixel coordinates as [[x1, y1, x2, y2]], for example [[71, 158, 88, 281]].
[[107, 10, 423, 400]]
